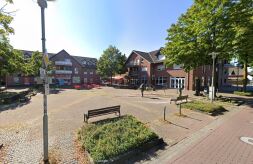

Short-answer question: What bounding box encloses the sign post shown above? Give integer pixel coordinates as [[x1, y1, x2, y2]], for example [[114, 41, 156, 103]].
[[37, 0, 49, 162]]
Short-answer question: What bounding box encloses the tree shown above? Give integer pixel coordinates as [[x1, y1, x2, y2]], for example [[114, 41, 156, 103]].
[[162, 0, 253, 92], [163, 0, 234, 72], [0, 0, 24, 86], [229, 0, 253, 92], [97, 46, 126, 82]]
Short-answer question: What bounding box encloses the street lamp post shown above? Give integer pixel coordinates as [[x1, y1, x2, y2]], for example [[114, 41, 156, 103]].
[[37, 0, 49, 162], [209, 52, 218, 103]]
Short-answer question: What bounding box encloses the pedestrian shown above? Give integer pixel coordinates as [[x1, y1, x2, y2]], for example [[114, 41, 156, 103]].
[[140, 83, 145, 97]]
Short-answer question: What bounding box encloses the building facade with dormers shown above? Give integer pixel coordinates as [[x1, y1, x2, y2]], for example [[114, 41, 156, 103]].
[[6, 49, 100, 86], [125, 48, 227, 90]]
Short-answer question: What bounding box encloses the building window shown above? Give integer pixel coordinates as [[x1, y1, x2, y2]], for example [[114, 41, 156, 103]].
[[141, 67, 147, 72], [130, 79, 138, 85], [84, 78, 88, 83], [83, 61, 87, 65], [72, 77, 80, 83], [157, 65, 165, 71], [74, 68, 78, 74], [141, 58, 144, 63], [173, 64, 182, 70], [90, 78, 93, 83], [90, 71, 93, 75], [156, 77, 167, 86], [141, 76, 147, 84], [170, 77, 185, 88], [157, 55, 165, 60], [84, 71, 87, 75]]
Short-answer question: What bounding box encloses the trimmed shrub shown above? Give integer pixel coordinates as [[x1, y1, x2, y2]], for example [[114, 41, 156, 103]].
[[234, 91, 253, 97], [182, 101, 227, 116], [78, 115, 158, 162]]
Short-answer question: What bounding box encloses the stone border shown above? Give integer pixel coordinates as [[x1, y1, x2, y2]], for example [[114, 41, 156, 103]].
[[86, 138, 165, 164]]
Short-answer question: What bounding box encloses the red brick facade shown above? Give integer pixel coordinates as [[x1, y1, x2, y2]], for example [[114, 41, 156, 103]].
[[6, 50, 100, 86], [125, 50, 213, 90]]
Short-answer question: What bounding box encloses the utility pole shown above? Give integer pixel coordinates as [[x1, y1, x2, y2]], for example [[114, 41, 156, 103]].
[[37, 0, 49, 162]]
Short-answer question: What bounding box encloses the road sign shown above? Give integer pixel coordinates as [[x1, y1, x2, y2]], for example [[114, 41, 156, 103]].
[[40, 68, 46, 79], [43, 53, 49, 68], [45, 83, 50, 95]]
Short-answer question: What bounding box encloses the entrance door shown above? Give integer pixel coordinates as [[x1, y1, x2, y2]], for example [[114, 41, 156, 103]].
[[170, 77, 185, 89]]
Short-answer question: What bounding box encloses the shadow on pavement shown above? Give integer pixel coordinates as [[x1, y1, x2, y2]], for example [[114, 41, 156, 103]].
[[0, 100, 31, 113]]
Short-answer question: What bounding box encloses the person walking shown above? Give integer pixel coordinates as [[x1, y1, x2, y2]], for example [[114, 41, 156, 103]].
[[140, 83, 145, 97]]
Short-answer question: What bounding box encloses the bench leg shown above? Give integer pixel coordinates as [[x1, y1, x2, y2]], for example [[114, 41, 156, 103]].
[[84, 114, 88, 123]]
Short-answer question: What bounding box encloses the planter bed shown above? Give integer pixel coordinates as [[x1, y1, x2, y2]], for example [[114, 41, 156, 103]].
[[78, 115, 162, 163], [182, 100, 227, 116]]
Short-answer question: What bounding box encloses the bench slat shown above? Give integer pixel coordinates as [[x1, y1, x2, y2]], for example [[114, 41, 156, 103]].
[[88, 105, 120, 113], [88, 108, 120, 115], [88, 111, 119, 118], [84, 105, 121, 123]]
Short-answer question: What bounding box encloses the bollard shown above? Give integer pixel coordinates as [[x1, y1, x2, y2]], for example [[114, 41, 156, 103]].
[[163, 106, 166, 121], [179, 103, 182, 116]]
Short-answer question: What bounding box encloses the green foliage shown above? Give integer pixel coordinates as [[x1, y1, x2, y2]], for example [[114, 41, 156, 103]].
[[0, 42, 24, 76], [163, 0, 235, 71], [0, 0, 24, 78], [78, 115, 158, 161], [234, 91, 253, 96], [97, 45, 126, 78], [23, 51, 42, 76], [0, 0, 14, 40], [229, 0, 253, 91], [182, 101, 226, 115]]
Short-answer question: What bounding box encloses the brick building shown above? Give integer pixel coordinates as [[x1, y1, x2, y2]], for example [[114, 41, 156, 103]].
[[124, 48, 224, 90], [6, 49, 100, 86]]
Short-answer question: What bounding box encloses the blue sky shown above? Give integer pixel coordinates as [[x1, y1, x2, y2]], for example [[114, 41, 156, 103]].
[[9, 0, 193, 58]]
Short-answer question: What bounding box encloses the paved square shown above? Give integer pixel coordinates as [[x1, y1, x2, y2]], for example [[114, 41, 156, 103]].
[[0, 87, 220, 163]]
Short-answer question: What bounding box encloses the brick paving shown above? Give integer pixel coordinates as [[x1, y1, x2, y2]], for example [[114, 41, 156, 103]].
[[0, 87, 235, 163], [165, 104, 253, 164]]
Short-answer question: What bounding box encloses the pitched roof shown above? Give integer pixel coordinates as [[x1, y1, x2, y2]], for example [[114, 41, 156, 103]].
[[129, 48, 164, 64], [72, 56, 97, 68], [133, 50, 154, 63], [21, 50, 56, 59], [18, 49, 97, 68]]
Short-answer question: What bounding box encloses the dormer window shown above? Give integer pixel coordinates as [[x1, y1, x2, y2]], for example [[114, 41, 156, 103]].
[[83, 61, 87, 65], [157, 54, 165, 60]]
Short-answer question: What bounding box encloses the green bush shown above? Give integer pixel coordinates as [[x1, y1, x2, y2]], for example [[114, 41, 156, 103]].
[[78, 115, 158, 162], [182, 101, 227, 116], [233, 91, 253, 96]]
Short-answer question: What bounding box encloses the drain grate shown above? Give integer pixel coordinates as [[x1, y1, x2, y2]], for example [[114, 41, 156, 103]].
[[240, 137, 253, 146]]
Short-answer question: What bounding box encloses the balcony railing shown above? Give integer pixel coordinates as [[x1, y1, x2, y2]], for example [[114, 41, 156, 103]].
[[55, 70, 73, 74], [55, 61, 72, 66], [128, 71, 139, 76], [127, 61, 140, 67]]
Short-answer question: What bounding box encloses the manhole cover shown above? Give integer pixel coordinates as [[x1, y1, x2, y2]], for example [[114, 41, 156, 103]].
[[240, 137, 253, 146]]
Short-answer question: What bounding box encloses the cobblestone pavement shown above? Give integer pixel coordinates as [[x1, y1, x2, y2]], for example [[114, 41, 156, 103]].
[[156, 103, 253, 164], [0, 87, 236, 163]]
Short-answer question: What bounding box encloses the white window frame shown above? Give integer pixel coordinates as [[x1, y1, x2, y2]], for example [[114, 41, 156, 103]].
[[170, 77, 185, 89], [141, 67, 147, 72], [157, 65, 165, 71]]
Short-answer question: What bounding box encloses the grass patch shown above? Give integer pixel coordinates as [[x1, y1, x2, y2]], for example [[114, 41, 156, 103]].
[[77, 115, 158, 162], [234, 91, 253, 97], [182, 101, 227, 116]]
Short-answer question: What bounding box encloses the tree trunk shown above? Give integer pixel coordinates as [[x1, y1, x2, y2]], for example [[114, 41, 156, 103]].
[[243, 60, 248, 92]]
